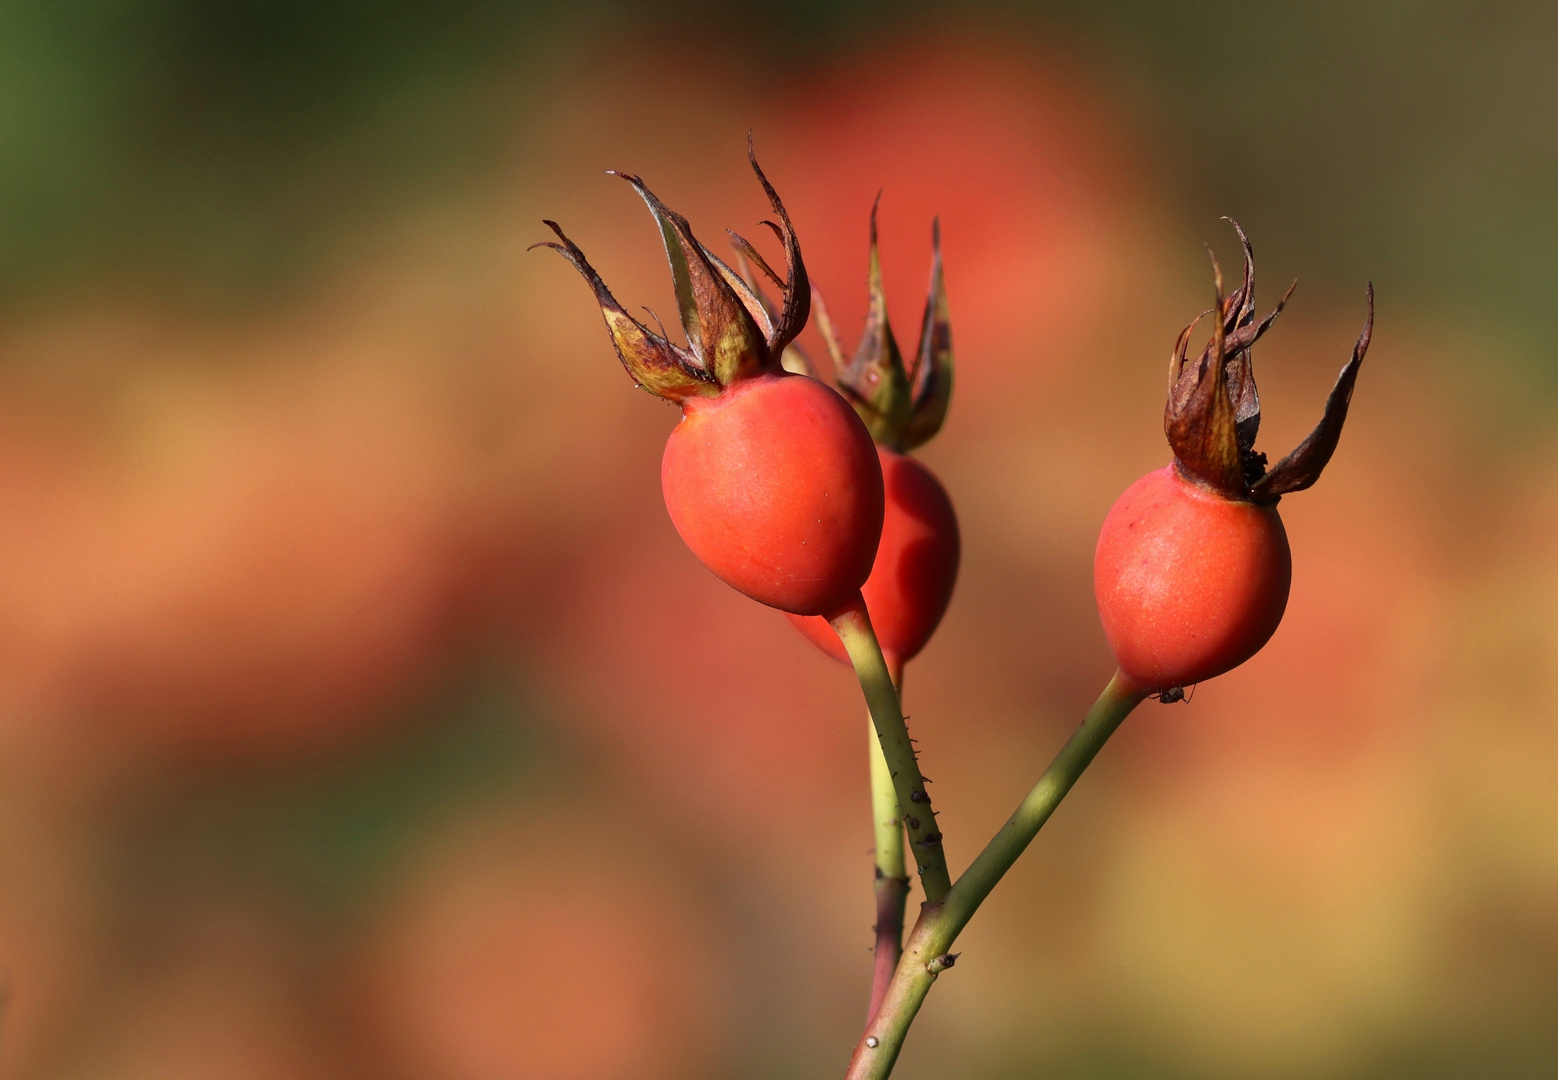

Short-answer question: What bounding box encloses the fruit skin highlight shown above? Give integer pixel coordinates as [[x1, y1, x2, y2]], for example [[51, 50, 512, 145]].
[[664, 373, 883, 617], [1094, 464, 1290, 694], [1094, 222, 1373, 698], [537, 141, 884, 618]]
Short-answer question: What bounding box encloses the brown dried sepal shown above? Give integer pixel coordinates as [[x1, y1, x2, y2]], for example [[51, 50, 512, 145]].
[[727, 230, 817, 377], [609, 172, 769, 389], [1164, 221, 1371, 503], [532, 221, 716, 402], [837, 194, 913, 443], [900, 218, 953, 452], [827, 199, 955, 452], [1166, 255, 1245, 498], [534, 139, 811, 403], [1251, 283, 1373, 500]]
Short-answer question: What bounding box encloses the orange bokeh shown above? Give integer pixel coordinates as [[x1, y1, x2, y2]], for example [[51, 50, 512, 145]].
[[0, 22, 1547, 1080]]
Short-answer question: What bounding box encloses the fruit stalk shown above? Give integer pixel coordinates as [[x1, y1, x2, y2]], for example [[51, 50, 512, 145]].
[[842, 673, 1143, 1080], [868, 657, 910, 1022], [831, 594, 952, 903]]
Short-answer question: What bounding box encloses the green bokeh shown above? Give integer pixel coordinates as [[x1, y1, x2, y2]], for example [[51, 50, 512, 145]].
[[3, 0, 1556, 372]]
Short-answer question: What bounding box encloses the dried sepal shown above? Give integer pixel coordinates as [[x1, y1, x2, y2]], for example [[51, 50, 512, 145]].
[[838, 193, 913, 444], [540, 144, 815, 402], [1250, 283, 1374, 500], [1164, 222, 1370, 503], [701, 244, 776, 342], [1221, 221, 1262, 455], [728, 229, 784, 291], [1166, 252, 1245, 497], [1168, 309, 1212, 395], [825, 198, 955, 451], [1190, 222, 1290, 466], [609, 171, 768, 387], [900, 217, 953, 451], [727, 236, 813, 377], [531, 221, 718, 401], [746, 134, 811, 358], [810, 287, 849, 373]]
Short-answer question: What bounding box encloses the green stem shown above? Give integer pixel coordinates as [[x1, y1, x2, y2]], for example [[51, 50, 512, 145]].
[[842, 672, 1144, 1080], [868, 658, 909, 1022], [831, 593, 952, 904]]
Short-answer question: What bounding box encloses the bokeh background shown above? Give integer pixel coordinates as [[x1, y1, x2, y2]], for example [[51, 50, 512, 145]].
[[1, 2, 1556, 1077]]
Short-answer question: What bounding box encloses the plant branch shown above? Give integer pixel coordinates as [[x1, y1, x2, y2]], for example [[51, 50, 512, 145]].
[[832, 593, 952, 903], [868, 656, 909, 1022], [842, 672, 1144, 1080]]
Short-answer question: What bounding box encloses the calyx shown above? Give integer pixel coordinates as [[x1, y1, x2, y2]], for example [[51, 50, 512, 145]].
[[809, 196, 954, 453], [1165, 221, 1374, 503], [533, 136, 809, 404]]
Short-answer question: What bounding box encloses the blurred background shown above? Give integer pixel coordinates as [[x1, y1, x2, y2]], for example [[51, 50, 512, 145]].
[[0, 1, 1556, 1077]]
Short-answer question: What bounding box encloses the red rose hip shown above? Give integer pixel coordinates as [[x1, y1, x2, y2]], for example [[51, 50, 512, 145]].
[[1095, 464, 1289, 692], [788, 445, 960, 664], [664, 373, 882, 616], [1095, 224, 1373, 697], [536, 141, 884, 617]]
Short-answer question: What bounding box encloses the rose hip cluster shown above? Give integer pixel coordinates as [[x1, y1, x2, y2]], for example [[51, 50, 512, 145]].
[[538, 145, 1373, 1080]]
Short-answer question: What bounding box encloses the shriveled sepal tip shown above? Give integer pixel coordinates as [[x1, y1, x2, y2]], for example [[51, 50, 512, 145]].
[[900, 217, 954, 452], [1251, 282, 1373, 500], [534, 139, 812, 403], [828, 199, 955, 452], [530, 221, 717, 402], [1164, 220, 1368, 503], [1166, 250, 1245, 497], [745, 132, 811, 359]]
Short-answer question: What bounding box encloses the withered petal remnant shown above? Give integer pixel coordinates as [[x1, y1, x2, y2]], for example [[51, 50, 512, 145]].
[[1164, 220, 1371, 503], [532, 139, 811, 403]]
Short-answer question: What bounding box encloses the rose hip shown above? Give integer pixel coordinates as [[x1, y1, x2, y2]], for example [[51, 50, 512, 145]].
[[1094, 223, 1373, 697], [537, 141, 884, 618]]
